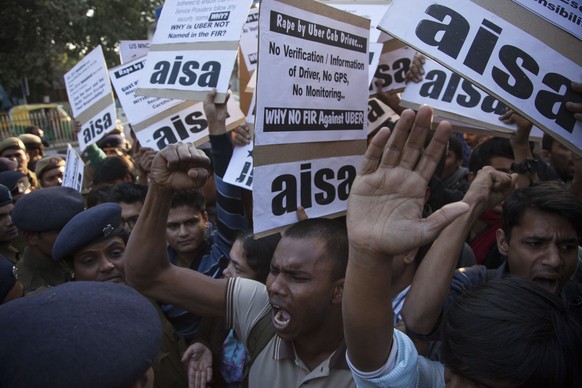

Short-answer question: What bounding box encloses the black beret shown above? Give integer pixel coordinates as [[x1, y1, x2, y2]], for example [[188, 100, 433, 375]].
[[0, 157, 17, 173], [52, 202, 121, 262], [12, 186, 84, 232], [0, 281, 162, 387], [97, 134, 124, 149], [0, 184, 12, 207], [0, 256, 17, 302]]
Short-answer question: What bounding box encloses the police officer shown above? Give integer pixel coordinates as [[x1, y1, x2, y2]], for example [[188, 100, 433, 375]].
[[12, 186, 84, 292], [0, 185, 19, 264], [52, 203, 188, 388], [0, 137, 39, 189]]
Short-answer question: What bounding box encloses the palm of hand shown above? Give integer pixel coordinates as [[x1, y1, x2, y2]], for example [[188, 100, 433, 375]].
[[348, 165, 427, 257]]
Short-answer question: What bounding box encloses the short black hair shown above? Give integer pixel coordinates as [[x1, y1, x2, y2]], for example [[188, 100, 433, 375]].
[[93, 156, 134, 186], [283, 218, 348, 280], [237, 231, 281, 284], [468, 137, 514, 174], [86, 184, 114, 208], [170, 189, 206, 213], [501, 181, 582, 242], [448, 136, 463, 162], [110, 182, 147, 205], [442, 276, 582, 387]]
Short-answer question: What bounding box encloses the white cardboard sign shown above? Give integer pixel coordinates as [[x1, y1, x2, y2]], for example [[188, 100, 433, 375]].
[[135, 0, 253, 102], [378, 0, 582, 155], [254, 0, 370, 146], [223, 142, 254, 190], [253, 154, 362, 233], [401, 60, 519, 133], [64, 46, 117, 150], [239, 8, 259, 73], [512, 0, 582, 40], [119, 40, 151, 64], [62, 144, 85, 192], [133, 97, 245, 151]]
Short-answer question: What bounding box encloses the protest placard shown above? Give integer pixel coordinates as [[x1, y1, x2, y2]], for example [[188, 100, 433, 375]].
[[401, 60, 520, 133], [109, 58, 182, 124], [132, 97, 245, 151], [433, 117, 545, 141], [135, 0, 253, 103], [119, 40, 151, 64], [240, 7, 259, 74], [62, 144, 85, 192], [367, 97, 398, 135], [110, 56, 244, 150], [512, 0, 582, 40], [64, 45, 117, 151], [378, 0, 582, 155], [253, 154, 362, 233], [223, 142, 254, 190], [254, 0, 370, 146], [323, 1, 391, 43], [252, 0, 368, 234], [369, 39, 414, 95], [368, 42, 383, 87]]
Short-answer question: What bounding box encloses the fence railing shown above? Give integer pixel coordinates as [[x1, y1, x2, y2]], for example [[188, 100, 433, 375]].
[[0, 106, 78, 150]]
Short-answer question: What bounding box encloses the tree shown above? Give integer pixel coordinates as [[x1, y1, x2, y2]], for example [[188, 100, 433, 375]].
[[0, 0, 162, 102]]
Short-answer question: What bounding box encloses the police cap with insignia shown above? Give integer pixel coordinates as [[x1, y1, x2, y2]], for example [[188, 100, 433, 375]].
[[52, 202, 123, 263], [35, 155, 66, 180], [0, 281, 162, 387], [12, 186, 84, 233], [97, 134, 124, 149]]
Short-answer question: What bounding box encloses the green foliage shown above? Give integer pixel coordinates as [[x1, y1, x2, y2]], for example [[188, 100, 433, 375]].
[[0, 0, 163, 92]]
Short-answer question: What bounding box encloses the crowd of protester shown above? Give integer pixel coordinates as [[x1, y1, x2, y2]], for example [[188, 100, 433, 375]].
[[0, 52, 581, 388]]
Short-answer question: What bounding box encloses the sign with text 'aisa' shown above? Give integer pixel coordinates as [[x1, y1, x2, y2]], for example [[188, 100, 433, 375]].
[[378, 0, 582, 155], [63, 45, 116, 151]]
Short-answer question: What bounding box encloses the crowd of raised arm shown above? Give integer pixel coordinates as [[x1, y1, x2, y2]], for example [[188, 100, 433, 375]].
[[1, 40, 581, 388]]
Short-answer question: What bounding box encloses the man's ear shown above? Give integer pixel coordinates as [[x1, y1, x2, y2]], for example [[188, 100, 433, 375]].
[[331, 278, 344, 304], [22, 231, 39, 246], [202, 210, 209, 227], [496, 229, 509, 256]]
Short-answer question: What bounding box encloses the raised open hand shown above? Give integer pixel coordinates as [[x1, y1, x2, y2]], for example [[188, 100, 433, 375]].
[[347, 106, 469, 257], [181, 342, 213, 388], [149, 143, 210, 191]]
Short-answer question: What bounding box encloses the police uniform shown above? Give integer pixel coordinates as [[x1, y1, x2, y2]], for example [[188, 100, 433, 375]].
[[0, 137, 39, 189], [0, 255, 19, 303], [12, 187, 85, 292], [52, 203, 188, 388], [35, 155, 65, 186], [0, 184, 19, 265]]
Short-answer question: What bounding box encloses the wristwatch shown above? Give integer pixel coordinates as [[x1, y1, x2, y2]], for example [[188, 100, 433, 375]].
[[511, 159, 538, 176]]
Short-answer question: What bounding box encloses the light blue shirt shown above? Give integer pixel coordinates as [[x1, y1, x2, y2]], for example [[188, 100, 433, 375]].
[[348, 330, 445, 388]]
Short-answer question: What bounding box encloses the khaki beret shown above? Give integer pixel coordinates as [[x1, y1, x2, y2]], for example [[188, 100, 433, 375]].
[[18, 134, 43, 148], [0, 137, 25, 155], [35, 155, 66, 179]]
